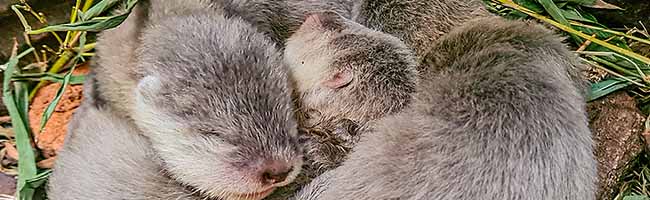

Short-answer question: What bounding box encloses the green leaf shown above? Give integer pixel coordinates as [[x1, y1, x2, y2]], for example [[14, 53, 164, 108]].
[[577, 9, 599, 23], [14, 81, 31, 140], [38, 65, 76, 132], [537, 0, 583, 43], [28, 14, 128, 34], [557, 0, 596, 5], [76, 31, 88, 62], [28, 0, 139, 34], [588, 78, 633, 101], [623, 195, 650, 200], [514, 0, 544, 13], [82, 0, 123, 21], [3, 48, 37, 200], [12, 73, 85, 85], [560, 8, 597, 24], [25, 170, 52, 189]]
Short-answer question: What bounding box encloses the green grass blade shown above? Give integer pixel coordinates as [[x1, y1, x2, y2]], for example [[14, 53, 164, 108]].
[[514, 0, 545, 13], [76, 31, 88, 62], [82, 0, 122, 21], [15, 81, 31, 136], [497, 0, 650, 65], [2, 48, 37, 200], [12, 73, 85, 85], [589, 55, 643, 79], [560, 8, 598, 24], [28, 0, 138, 34], [28, 14, 128, 34], [623, 195, 650, 200], [571, 22, 650, 45], [559, 0, 596, 5], [38, 65, 77, 132], [25, 170, 52, 189], [589, 78, 633, 101], [537, 0, 582, 43]]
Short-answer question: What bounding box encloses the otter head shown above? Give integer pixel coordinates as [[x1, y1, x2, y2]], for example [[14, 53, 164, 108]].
[[133, 12, 302, 200], [284, 11, 418, 126]]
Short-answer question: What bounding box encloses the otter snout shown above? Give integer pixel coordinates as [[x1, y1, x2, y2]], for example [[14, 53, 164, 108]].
[[259, 159, 295, 185]]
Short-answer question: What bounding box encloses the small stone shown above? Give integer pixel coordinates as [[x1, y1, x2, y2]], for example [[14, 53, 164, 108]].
[[588, 91, 646, 200]]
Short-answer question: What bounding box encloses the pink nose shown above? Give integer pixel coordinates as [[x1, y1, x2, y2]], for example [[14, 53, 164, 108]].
[[259, 160, 293, 184]]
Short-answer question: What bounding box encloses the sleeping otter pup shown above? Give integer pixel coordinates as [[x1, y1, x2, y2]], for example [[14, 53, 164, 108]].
[[50, 9, 303, 200], [284, 11, 418, 171]]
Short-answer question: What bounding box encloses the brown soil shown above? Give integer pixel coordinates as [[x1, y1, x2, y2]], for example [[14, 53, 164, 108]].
[[28, 64, 88, 161], [588, 91, 646, 200]]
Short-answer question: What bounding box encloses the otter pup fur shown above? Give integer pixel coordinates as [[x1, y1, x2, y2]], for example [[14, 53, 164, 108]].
[[352, 0, 491, 60], [296, 17, 596, 200], [48, 95, 203, 199], [284, 11, 418, 171], [212, 0, 354, 45], [51, 8, 304, 200]]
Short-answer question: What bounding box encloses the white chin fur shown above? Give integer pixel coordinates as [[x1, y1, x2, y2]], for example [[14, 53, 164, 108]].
[[132, 93, 253, 199]]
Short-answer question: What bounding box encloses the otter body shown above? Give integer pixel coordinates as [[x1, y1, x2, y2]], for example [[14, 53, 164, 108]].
[[297, 17, 596, 200], [213, 0, 354, 45], [352, 0, 490, 60], [48, 98, 201, 200]]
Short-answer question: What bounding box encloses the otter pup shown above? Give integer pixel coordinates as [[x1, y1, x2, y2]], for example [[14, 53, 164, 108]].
[[51, 10, 304, 200], [133, 11, 303, 199], [296, 17, 596, 200], [352, 0, 490, 60], [284, 11, 418, 170]]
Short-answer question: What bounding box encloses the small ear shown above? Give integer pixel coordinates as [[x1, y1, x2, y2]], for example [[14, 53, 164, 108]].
[[322, 69, 353, 89], [136, 75, 162, 98]]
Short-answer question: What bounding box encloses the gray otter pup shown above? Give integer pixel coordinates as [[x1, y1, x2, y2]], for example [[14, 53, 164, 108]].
[[52, 9, 303, 200], [284, 11, 418, 170], [131, 11, 303, 200], [48, 98, 202, 199], [352, 0, 490, 60], [296, 17, 596, 200]]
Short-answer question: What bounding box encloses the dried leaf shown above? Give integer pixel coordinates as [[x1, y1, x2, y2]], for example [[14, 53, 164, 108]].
[[3, 142, 18, 161], [582, 0, 623, 10], [35, 157, 55, 169]]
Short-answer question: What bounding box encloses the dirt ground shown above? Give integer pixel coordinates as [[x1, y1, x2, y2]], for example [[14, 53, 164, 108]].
[[0, 65, 88, 195], [28, 64, 88, 165]]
